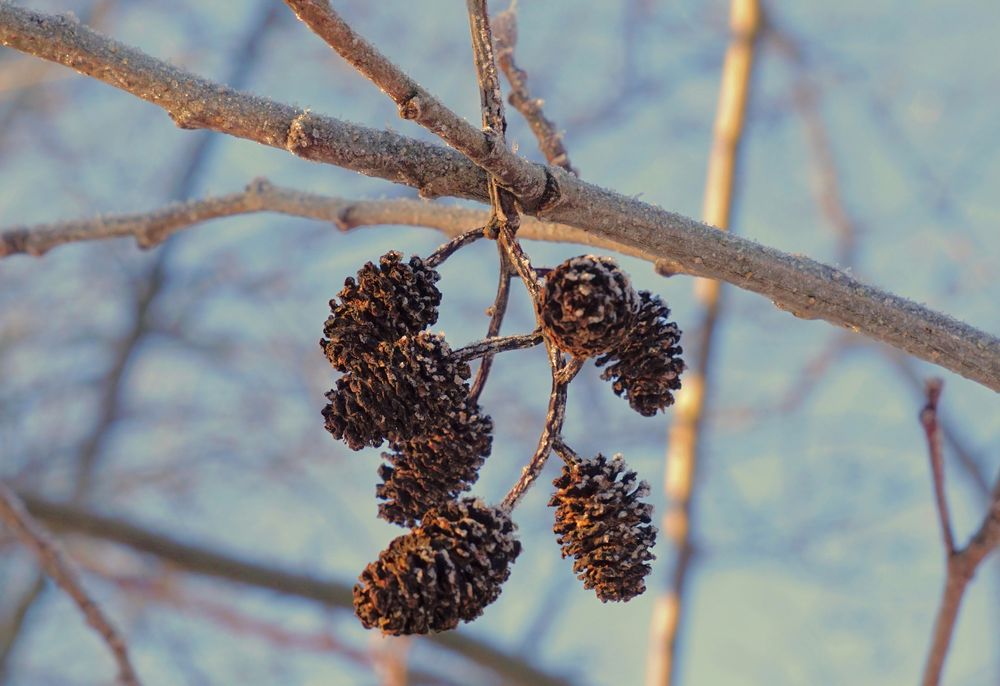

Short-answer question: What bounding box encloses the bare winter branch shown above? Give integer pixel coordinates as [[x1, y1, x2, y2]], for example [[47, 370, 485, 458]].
[[921, 379, 956, 555], [0, 483, 140, 686], [0, 4, 998, 390], [920, 398, 1000, 685], [493, 3, 576, 174], [17, 492, 572, 686]]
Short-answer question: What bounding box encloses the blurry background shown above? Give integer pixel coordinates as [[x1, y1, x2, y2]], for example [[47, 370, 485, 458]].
[[1, 1, 998, 685]]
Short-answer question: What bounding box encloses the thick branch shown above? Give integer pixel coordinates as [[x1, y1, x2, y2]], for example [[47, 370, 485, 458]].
[[1, 4, 998, 391], [0, 484, 140, 686], [17, 493, 572, 686]]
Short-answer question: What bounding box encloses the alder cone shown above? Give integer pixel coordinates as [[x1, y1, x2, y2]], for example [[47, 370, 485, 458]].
[[540, 255, 638, 357], [376, 402, 494, 527], [550, 453, 656, 602], [322, 332, 473, 450], [321, 251, 441, 372], [596, 290, 684, 416], [353, 499, 521, 635]]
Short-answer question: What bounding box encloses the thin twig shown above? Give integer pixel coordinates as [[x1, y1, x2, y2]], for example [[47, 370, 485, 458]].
[[493, 3, 577, 174], [889, 353, 991, 498], [424, 226, 486, 268], [283, 0, 545, 206], [0, 179, 637, 260], [551, 439, 577, 463], [0, 484, 140, 686], [500, 355, 584, 510], [646, 2, 762, 685], [920, 437, 1000, 685], [17, 493, 573, 686], [921, 379, 955, 555], [468, 248, 513, 405], [1, 5, 998, 390], [453, 330, 544, 362], [501, 359, 564, 510]]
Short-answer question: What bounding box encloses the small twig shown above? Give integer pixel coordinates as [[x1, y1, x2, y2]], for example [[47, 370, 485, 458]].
[[498, 223, 542, 299], [500, 361, 566, 510], [921, 378, 955, 555], [282, 0, 547, 206], [2, 5, 998, 387], [500, 355, 583, 510], [919, 382, 1000, 686], [551, 439, 578, 463], [469, 248, 513, 404], [0, 178, 648, 262], [921, 491, 1000, 686], [0, 483, 140, 686], [464, 0, 531, 414], [423, 226, 486, 268], [493, 4, 577, 174], [453, 330, 544, 363]]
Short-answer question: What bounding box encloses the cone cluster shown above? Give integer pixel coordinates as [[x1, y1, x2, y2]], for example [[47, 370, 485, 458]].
[[353, 499, 521, 635], [550, 452, 656, 602], [321, 252, 493, 524], [323, 248, 686, 636]]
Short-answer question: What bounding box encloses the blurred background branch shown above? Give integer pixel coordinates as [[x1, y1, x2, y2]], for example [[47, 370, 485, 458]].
[[646, 2, 762, 684]]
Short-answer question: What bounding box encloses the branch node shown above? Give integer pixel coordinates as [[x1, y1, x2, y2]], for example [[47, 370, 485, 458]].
[[286, 111, 313, 154], [532, 165, 565, 215], [399, 94, 423, 121]]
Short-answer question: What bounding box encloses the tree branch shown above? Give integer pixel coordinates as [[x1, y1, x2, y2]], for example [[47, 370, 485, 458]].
[[493, 3, 576, 174], [1, 4, 998, 391], [0, 484, 140, 686], [282, 0, 546, 207], [921, 421, 1000, 685], [647, 3, 762, 684], [921, 379, 956, 555], [16, 493, 573, 686]]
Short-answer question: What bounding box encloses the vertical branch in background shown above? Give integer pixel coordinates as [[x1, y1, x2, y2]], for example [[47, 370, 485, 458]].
[[0, 483, 140, 686], [465, 0, 520, 403], [646, 2, 762, 685]]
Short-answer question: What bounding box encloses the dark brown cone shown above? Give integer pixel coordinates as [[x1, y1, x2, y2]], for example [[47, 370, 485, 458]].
[[321, 251, 441, 372], [550, 453, 656, 602], [540, 255, 638, 357], [376, 403, 493, 527], [322, 332, 473, 451], [595, 290, 684, 416], [353, 499, 521, 635]]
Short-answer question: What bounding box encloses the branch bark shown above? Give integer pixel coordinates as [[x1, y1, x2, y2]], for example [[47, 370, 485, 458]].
[[1, 3, 998, 391], [16, 493, 573, 686]]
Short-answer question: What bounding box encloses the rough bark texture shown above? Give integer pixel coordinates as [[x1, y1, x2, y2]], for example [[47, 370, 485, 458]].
[[0, 4, 997, 391]]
